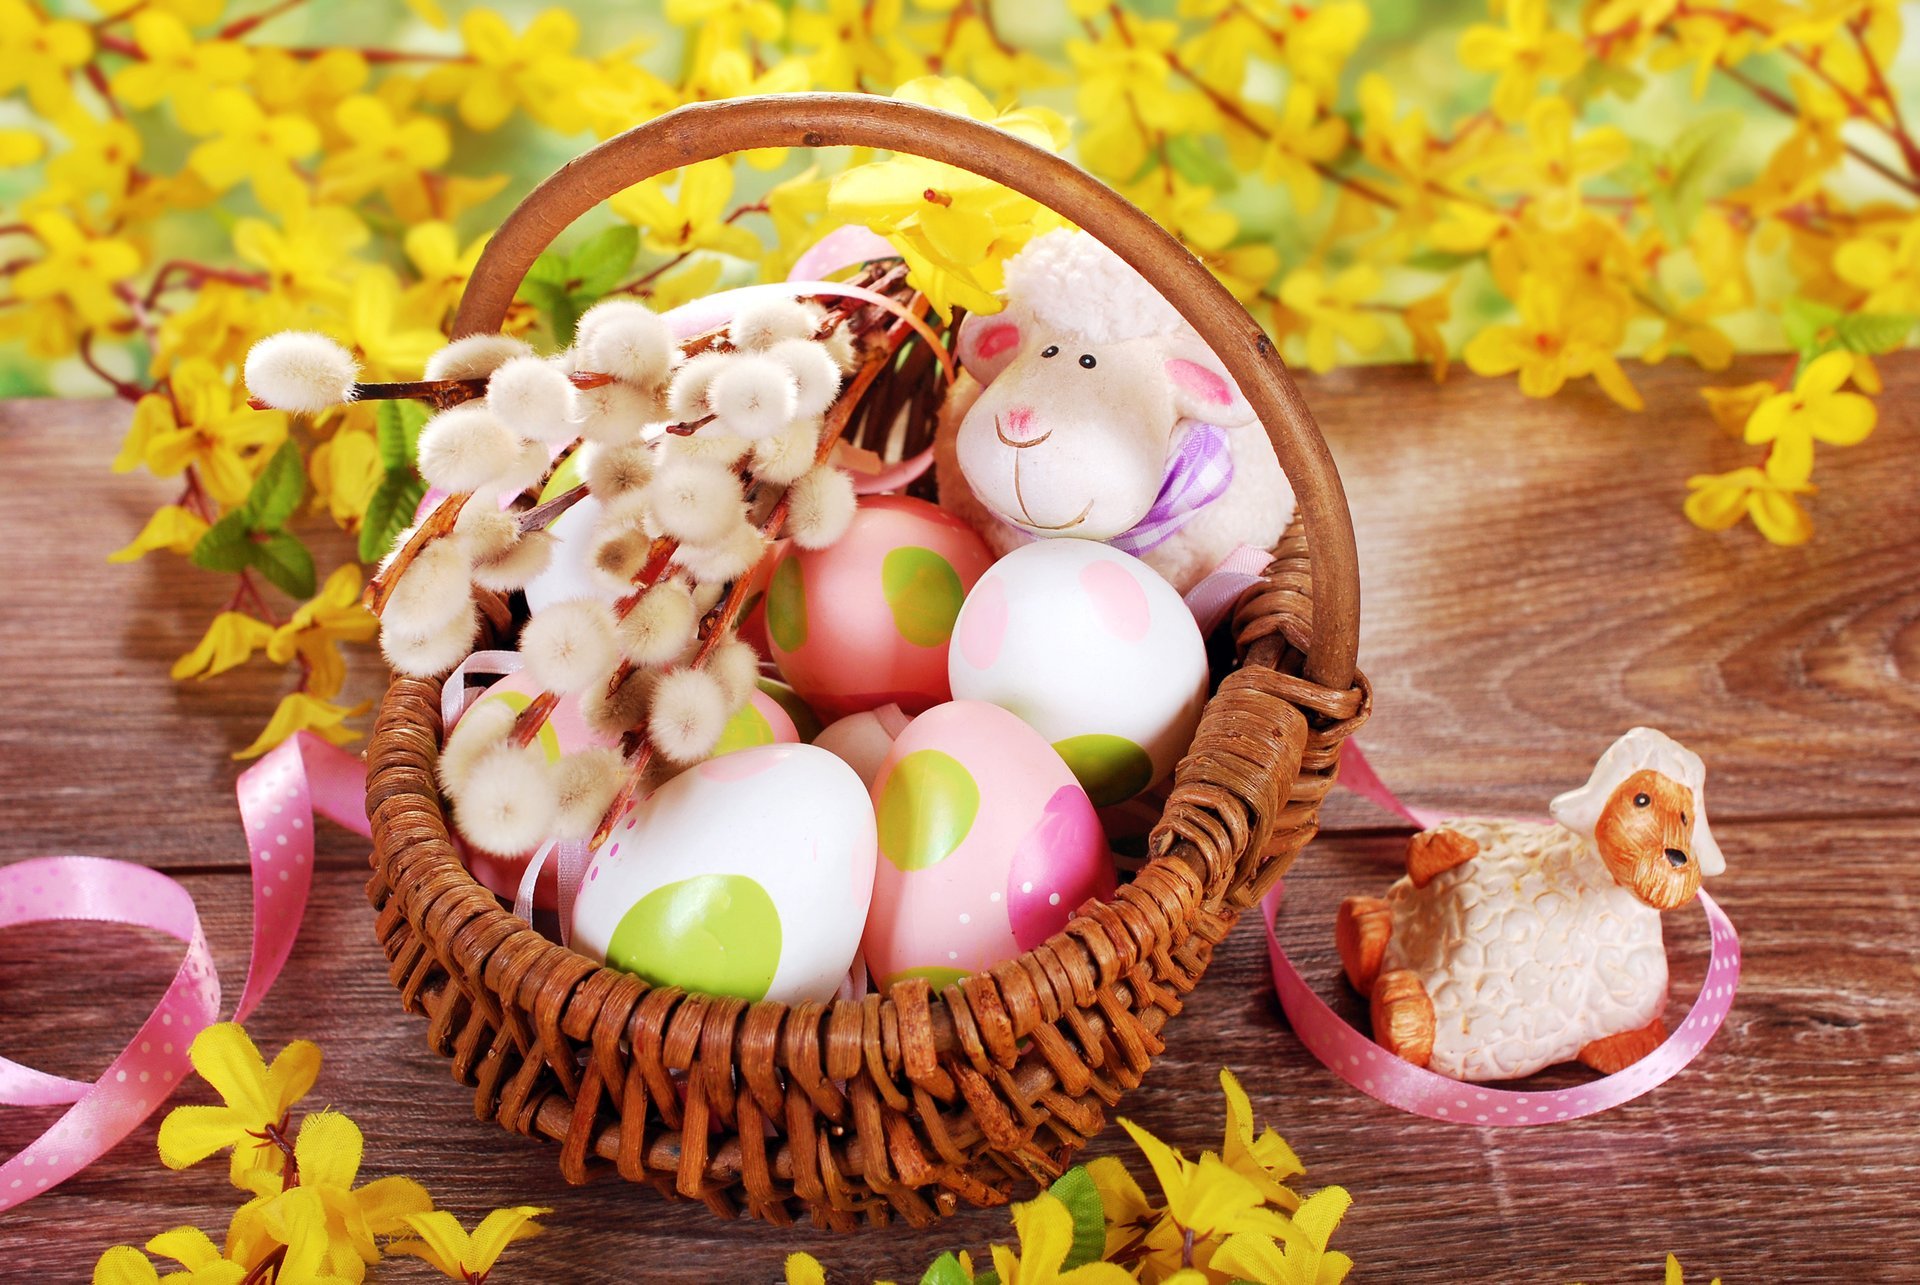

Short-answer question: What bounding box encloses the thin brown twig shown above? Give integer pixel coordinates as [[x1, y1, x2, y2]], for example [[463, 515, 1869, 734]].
[[77, 332, 146, 402], [1716, 63, 1919, 195], [219, 0, 311, 39]]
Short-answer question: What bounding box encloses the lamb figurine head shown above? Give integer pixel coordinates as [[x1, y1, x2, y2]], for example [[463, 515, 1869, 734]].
[[1549, 726, 1725, 912], [1336, 727, 1728, 1082], [933, 230, 1295, 592]]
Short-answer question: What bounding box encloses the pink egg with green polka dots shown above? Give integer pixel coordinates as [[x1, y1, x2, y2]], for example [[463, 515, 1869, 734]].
[[949, 540, 1208, 806], [767, 495, 994, 719], [862, 701, 1114, 993]]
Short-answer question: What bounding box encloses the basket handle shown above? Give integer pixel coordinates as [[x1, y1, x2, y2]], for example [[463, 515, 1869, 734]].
[[453, 93, 1360, 691]]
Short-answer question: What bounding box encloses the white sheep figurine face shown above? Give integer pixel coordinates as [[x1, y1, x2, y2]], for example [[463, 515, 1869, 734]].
[[1550, 726, 1725, 911], [952, 302, 1254, 542]]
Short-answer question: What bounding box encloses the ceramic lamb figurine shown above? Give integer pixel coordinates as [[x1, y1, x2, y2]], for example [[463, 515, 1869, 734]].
[[1336, 728, 1727, 1082], [933, 229, 1295, 593]]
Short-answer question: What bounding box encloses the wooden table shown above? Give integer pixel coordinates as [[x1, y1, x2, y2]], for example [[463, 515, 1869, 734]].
[[4, 354, 1916, 1282]]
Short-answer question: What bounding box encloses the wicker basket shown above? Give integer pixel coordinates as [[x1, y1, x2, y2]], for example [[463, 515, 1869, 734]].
[[364, 93, 1370, 1229]]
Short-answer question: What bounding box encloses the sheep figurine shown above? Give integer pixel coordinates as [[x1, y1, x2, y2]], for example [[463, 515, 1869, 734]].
[[1336, 728, 1727, 1082], [933, 229, 1295, 593]]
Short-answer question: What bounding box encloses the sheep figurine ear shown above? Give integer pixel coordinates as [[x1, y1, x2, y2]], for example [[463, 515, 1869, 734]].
[[1160, 332, 1255, 427], [955, 307, 1025, 386], [1548, 727, 1726, 877]]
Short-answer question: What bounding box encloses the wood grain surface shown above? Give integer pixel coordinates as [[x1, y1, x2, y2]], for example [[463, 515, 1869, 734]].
[[3, 352, 1916, 1282]]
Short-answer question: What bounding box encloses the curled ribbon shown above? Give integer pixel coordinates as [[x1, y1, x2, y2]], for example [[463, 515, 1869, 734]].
[[0, 731, 369, 1209], [1264, 741, 1742, 1125]]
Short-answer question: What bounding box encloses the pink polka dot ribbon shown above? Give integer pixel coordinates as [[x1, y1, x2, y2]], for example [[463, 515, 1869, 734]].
[[0, 730, 369, 1208], [1262, 741, 1742, 1124]]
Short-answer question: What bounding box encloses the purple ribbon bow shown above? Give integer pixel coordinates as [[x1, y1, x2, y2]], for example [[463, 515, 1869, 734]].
[[1109, 420, 1235, 556]]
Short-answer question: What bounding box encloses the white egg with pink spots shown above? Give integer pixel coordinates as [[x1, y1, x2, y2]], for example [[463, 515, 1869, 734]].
[[948, 540, 1208, 807]]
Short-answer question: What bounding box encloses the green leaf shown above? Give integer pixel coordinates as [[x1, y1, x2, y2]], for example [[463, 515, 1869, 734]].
[[190, 509, 256, 573], [918, 1252, 975, 1285], [1405, 249, 1480, 273], [244, 439, 307, 532], [249, 530, 316, 599], [1560, 58, 1645, 107], [1047, 1167, 1106, 1271], [523, 249, 570, 290], [375, 399, 429, 473], [359, 470, 427, 563], [1782, 296, 1844, 359], [569, 224, 640, 298], [1834, 311, 1917, 355], [1652, 110, 1740, 244], [1164, 134, 1238, 193], [548, 292, 586, 347]]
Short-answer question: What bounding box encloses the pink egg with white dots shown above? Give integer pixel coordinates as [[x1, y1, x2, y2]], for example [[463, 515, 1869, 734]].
[[949, 539, 1208, 807], [767, 495, 994, 719], [861, 701, 1114, 993]]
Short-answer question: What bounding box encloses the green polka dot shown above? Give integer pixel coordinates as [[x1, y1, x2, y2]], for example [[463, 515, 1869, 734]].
[[767, 555, 807, 653], [537, 449, 586, 503], [757, 678, 822, 743], [881, 547, 965, 649], [884, 964, 970, 993], [605, 874, 782, 1001], [1053, 734, 1154, 807], [877, 749, 979, 871], [474, 690, 562, 763], [712, 701, 775, 757]]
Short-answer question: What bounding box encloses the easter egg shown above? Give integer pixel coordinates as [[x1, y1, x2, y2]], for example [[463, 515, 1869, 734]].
[[450, 669, 616, 909], [861, 701, 1113, 992], [572, 743, 876, 1003], [756, 676, 823, 743], [735, 545, 781, 659], [813, 703, 910, 791], [767, 495, 993, 719], [712, 684, 801, 756], [523, 493, 616, 615], [948, 540, 1207, 806]]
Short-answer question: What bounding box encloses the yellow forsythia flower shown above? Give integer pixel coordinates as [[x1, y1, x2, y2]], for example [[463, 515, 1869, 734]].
[[135, 359, 289, 506], [785, 1252, 828, 1285], [13, 210, 141, 332], [267, 565, 378, 701], [828, 76, 1067, 319], [1206, 1186, 1355, 1285], [989, 1194, 1134, 1285], [156, 1023, 321, 1189], [172, 612, 278, 683], [1742, 350, 1876, 483], [1278, 267, 1387, 374], [249, 1111, 433, 1279], [1700, 381, 1778, 435], [1683, 460, 1816, 546], [1458, 0, 1584, 122], [422, 8, 591, 133], [1463, 274, 1644, 410], [1833, 219, 1920, 315], [94, 1228, 246, 1285], [108, 505, 209, 564], [231, 691, 371, 760], [389, 1205, 553, 1281]]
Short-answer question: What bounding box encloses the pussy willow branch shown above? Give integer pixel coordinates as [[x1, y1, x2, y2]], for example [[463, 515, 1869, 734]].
[[361, 269, 906, 613], [584, 325, 905, 850]]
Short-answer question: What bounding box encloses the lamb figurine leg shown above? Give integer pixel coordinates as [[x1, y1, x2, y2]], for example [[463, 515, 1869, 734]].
[[1334, 729, 1727, 1082]]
